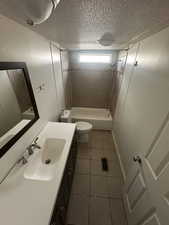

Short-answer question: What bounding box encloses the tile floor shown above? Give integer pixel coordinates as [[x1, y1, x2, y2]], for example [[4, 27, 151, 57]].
[[66, 130, 127, 225]]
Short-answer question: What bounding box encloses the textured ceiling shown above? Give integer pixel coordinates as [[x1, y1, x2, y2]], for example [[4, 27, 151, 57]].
[[0, 0, 169, 49]]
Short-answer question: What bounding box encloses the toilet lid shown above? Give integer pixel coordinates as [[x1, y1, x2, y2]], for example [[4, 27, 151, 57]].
[[76, 121, 93, 131]]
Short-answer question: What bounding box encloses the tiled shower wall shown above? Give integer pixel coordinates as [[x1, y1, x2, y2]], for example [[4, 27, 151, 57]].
[[68, 50, 118, 109], [60, 50, 122, 116]]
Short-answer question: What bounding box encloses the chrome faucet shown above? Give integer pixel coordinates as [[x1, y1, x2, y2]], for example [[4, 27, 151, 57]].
[[27, 137, 41, 155], [17, 156, 28, 165]]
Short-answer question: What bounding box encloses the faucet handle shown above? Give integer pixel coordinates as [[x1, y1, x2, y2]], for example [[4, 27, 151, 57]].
[[33, 137, 41, 149], [17, 156, 28, 165], [34, 144, 41, 149], [33, 137, 39, 144], [27, 145, 34, 155], [22, 157, 28, 165]]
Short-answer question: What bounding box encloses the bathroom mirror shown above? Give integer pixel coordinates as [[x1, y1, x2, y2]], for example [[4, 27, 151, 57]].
[[0, 62, 39, 158]]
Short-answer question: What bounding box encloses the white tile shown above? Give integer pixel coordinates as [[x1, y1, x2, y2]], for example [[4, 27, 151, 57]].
[[91, 175, 109, 197], [75, 159, 90, 174], [67, 195, 89, 225], [72, 174, 90, 196], [89, 197, 111, 225], [110, 199, 127, 225]]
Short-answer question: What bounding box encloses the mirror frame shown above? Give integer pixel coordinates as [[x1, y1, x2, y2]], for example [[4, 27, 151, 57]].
[[0, 62, 39, 158]]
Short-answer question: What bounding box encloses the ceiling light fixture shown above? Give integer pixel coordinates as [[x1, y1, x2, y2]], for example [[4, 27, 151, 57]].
[[98, 32, 114, 46], [26, 0, 61, 26]]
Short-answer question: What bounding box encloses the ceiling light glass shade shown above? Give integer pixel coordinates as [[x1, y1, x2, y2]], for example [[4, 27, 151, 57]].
[[26, 0, 60, 25], [98, 32, 114, 46]]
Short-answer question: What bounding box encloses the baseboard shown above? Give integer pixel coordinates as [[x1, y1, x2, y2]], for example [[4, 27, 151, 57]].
[[112, 130, 126, 182]]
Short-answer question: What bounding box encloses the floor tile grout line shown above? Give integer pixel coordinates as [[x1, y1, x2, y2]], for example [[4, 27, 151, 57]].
[[90, 175, 123, 199], [75, 159, 121, 179], [109, 198, 114, 225], [71, 193, 123, 200]]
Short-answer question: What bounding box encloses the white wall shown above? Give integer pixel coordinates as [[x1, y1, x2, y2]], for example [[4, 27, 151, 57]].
[[0, 14, 64, 182], [114, 25, 169, 176]]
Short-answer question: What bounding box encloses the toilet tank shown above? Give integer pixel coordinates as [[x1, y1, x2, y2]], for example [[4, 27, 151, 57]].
[[60, 110, 72, 123]]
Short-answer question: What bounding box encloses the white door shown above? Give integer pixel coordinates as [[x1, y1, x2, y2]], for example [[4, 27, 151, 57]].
[[123, 119, 169, 225], [143, 119, 169, 225], [123, 162, 154, 225], [120, 27, 169, 225]]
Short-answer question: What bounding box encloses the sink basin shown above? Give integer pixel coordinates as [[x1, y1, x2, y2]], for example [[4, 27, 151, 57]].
[[24, 138, 66, 181], [42, 138, 66, 165]]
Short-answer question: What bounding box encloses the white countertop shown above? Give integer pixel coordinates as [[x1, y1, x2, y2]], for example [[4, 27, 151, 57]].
[[0, 122, 76, 225]]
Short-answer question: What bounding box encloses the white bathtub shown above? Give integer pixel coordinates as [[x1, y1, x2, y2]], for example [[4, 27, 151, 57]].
[[71, 107, 112, 130]]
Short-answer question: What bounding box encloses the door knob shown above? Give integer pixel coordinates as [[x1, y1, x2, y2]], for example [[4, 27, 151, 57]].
[[133, 155, 142, 164]]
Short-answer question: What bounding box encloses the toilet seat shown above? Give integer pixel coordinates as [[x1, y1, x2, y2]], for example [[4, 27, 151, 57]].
[[76, 121, 93, 134]]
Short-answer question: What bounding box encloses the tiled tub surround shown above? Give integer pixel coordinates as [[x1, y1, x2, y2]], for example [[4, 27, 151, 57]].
[[0, 122, 76, 225], [67, 130, 127, 225]]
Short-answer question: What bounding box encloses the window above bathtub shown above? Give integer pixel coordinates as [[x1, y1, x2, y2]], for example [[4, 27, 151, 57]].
[[79, 54, 112, 64]]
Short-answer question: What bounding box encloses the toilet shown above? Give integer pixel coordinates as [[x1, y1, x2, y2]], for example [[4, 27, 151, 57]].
[[75, 121, 93, 143], [60, 110, 93, 143]]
